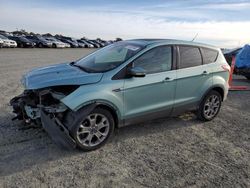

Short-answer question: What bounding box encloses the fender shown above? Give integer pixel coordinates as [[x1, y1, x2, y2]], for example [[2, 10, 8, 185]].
[[74, 99, 121, 119], [199, 84, 225, 105], [60, 82, 124, 123]]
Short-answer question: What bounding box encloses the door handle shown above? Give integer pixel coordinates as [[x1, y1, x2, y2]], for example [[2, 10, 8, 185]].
[[163, 77, 174, 82], [202, 71, 209, 75]]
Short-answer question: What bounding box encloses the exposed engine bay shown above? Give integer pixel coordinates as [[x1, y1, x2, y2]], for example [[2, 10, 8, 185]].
[[10, 86, 78, 123], [9, 85, 92, 149]]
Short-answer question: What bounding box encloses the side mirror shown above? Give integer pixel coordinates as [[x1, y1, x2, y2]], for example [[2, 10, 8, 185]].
[[128, 67, 146, 77]]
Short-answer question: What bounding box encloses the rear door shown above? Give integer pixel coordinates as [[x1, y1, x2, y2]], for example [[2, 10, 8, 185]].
[[200, 47, 219, 75], [173, 45, 213, 114], [123, 45, 177, 123]]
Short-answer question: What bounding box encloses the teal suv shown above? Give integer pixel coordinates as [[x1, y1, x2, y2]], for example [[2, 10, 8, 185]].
[[10, 39, 230, 151]]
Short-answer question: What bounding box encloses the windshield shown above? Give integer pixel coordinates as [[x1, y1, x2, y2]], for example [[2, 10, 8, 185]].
[[75, 42, 144, 72], [0, 35, 7, 39], [19, 37, 30, 42], [71, 39, 77, 43], [37, 36, 47, 41]]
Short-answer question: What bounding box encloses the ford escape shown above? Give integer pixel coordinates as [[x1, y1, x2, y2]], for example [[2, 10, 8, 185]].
[[10, 39, 230, 151]]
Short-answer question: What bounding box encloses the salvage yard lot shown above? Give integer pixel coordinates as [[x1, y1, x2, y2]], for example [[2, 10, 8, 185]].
[[0, 48, 249, 187]]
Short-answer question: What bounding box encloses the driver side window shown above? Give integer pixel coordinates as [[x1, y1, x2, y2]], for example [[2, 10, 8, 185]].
[[133, 46, 172, 74]]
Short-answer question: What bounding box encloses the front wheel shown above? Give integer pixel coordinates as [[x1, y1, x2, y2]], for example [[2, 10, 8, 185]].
[[72, 108, 114, 151], [197, 90, 222, 121]]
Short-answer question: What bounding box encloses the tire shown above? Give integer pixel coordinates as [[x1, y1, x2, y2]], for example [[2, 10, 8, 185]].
[[197, 90, 222, 121], [245, 76, 250, 80], [52, 44, 57, 48], [38, 43, 43, 48], [20, 43, 24, 48], [72, 107, 115, 151]]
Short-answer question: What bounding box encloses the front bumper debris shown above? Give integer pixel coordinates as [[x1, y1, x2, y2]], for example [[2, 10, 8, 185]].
[[9, 89, 76, 149], [40, 110, 76, 149]]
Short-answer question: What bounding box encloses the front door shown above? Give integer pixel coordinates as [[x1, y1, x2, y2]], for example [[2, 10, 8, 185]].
[[123, 45, 177, 124]]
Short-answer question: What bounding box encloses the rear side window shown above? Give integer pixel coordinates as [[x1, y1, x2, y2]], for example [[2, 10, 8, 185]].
[[201, 48, 218, 64], [179, 46, 202, 68], [133, 46, 172, 74]]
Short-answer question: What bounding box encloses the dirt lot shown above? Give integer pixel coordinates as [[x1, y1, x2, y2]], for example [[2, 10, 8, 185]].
[[0, 48, 249, 188]]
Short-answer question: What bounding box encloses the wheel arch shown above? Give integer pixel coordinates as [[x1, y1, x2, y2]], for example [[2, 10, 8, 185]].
[[201, 85, 225, 102], [74, 100, 122, 128], [95, 103, 119, 129], [211, 87, 224, 100]]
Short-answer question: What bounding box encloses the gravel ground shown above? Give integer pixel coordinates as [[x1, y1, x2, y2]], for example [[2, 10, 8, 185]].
[[0, 48, 249, 188]]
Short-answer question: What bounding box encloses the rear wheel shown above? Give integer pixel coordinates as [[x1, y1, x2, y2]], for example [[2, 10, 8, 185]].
[[52, 44, 57, 48], [72, 108, 114, 151], [245, 76, 250, 80], [38, 43, 43, 48], [197, 90, 222, 121]]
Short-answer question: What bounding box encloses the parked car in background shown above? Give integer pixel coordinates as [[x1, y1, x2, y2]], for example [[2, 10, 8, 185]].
[[67, 37, 80, 48], [10, 39, 230, 151], [94, 40, 105, 47], [79, 39, 95, 48], [106, 40, 114, 45], [57, 38, 74, 47], [25, 35, 52, 48], [56, 36, 78, 48], [76, 40, 87, 48], [0, 39, 3, 48], [87, 40, 101, 48], [0, 34, 17, 47], [45, 37, 68, 48], [223, 47, 242, 66], [8, 36, 35, 48], [96, 39, 108, 46]]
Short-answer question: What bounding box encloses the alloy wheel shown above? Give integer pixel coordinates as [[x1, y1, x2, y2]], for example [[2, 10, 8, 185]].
[[203, 94, 220, 119], [76, 113, 110, 147]]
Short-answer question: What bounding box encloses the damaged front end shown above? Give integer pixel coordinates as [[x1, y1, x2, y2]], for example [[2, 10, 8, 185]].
[[10, 86, 80, 149]]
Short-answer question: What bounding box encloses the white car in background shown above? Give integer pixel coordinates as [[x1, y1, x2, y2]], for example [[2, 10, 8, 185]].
[[0, 34, 17, 47], [45, 37, 68, 48], [0, 38, 3, 48], [64, 42, 71, 48]]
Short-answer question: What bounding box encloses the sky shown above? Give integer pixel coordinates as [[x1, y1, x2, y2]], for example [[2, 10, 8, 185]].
[[1, 0, 250, 48]]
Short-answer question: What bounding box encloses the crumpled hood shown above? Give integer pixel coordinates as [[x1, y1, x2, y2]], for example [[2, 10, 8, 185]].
[[22, 63, 103, 90]]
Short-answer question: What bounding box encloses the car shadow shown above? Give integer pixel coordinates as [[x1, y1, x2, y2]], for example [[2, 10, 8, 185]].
[[114, 112, 198, 140], [0, 111, 200, 177]]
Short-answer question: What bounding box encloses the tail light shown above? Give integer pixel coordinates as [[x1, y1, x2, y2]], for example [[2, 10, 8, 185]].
[[221, 64, 231, 72], [222, 64, 231, 83]]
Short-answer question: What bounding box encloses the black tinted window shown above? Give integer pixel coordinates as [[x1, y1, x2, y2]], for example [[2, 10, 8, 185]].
[[179, 46, 202, 68], [26, 36, 34, 39], [202, 48, 218, 64], [133, 46, 172, 74]]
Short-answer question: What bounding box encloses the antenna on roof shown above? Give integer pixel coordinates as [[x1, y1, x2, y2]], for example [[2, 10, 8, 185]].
[[191, 33, 198, 42]]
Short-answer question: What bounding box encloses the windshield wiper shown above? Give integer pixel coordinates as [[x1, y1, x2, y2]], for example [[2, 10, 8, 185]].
[[70, 62, 94, 73]]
